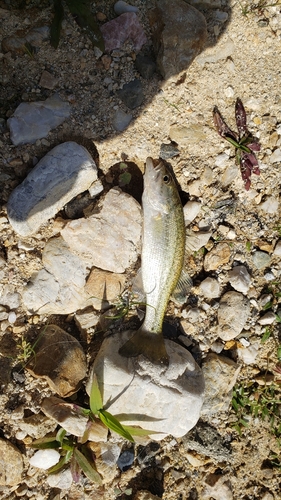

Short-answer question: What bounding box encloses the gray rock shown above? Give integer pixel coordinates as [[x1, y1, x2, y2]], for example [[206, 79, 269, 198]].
[[0, 285, 21, 309], [183, 201, 201, 225], [114, 1, 138, 14], [7, 142, 98, 236], [100, 12, 146, 52], [186, 230, 212, 252], [22, 237, 89, 314], [0, 438, 23, 486], [217, 291, 250, 341], [252, 251, 271, 269], [26, 324, 87, 397], [46, 468, 73, 489], [135, 54, 156, 79], [117, 79, 144, 109], [112, 109, 133, 131], [41, 397, 89, 437], [182, 420, 232, 462], [258, 311, 276, 325], [61, 188, 142, 273], [228, 265, 251, 294], [7, 94, 71, 146], [87, 331, 204, 440], [149, 0, 207, 79], [201, 353, 240, 415], [199, 277, 220, 299], [159, 142, 180, 160], [202, 474, 233, 500]]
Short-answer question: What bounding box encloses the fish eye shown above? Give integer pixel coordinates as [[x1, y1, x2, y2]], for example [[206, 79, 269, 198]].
[[163, 174, 170, 183]]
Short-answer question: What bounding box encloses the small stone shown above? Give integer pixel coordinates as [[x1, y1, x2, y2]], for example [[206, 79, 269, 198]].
[[29, 449, 60, 470], [186, 230, 212, 252], [87, 331, 204, 440], [201, 474, 233, 500], [0, 285, 21, 309], [114, 1, 139, 14], [134, 492, 161, 500], [224, 85, 234, 97], [237, 342, 259, 365], [215, 152, 229, 167], [8, 311, 17, 323], [117, 449, 134, 471], [252, 251, 271, 269], [273, 240, 281, 256], [41, 397, 89, 437], [217, 291, 250, 341], [201, 353, 240, 415], [169, 124, 206, 147], [1, 26, 49, 54], [39, 70, 58, 90], [259, 196, 279, 214], [85, 268, 127, 309], [159, 142, 180, 160], [0, 438, 23, 486], [112, 109, 133, 131], [7, 142, 98, 236], [199, 277, 220, 298], [118, 79, 144, 109], [183, 201, 201, 225], [228, 265, 251, 294], [74, 309, 99, 334], [221, 164, 238, 186], [182, 420, 232, 462], [135, 54, 156, 79], [7, 94, 71, 146], [26, 325, 87, 397], [100, 12, 146, 52], [88, 179, 104, 199], [46, 468, 73, 489], [270, 148, 281, 163], [204, 242, 231, 271], [258, 311, 276, 325]]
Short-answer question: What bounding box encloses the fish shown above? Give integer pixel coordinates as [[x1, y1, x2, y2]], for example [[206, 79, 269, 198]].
[[119, 157, 187, 365]]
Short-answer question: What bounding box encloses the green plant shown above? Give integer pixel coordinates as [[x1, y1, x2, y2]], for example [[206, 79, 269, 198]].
[[31, 373, 157, 482], [118, 162, 132, 187], [232, 381, 281, 437], [238, 0, 281, 16]]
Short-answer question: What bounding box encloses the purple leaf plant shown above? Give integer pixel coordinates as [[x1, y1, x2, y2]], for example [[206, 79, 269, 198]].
[[213, 98, 261, 190]]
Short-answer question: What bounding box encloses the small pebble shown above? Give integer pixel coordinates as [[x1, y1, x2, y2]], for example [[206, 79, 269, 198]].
[[270, 148, 281, 163], [258, 311, 276, 325], [252, 251, 271, 269], [199, 277, 220, 298], [228, 265, 251, 294], [29, 449, 60, 469], [8, 311, 17, 323], [117, 449, 134, 471]]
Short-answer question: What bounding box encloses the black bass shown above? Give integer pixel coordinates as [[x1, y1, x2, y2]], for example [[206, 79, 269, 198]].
[[119, 157, 186, 365]]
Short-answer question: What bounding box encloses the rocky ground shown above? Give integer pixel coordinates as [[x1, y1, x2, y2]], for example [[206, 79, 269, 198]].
[[0, 0, 281, 499]]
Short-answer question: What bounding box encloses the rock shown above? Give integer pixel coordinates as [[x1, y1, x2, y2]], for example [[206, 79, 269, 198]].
[[204, 242, 231, 271], [85, 268, 127, 310], [7, 142, 98, 236], [149, 0, 207, 79], [186, 230, 212, 252], [273, 240, 281, 256], [88, 442, 120, 483], [221, 164, 238, 187], [201, 474, 233, 500], [112, 109, 133, 131], [22, 237, 89, 314], [217, 291, 250, 341], [0, 438, 23, 486], [169, 124, 206, 147], [87, 331, 204, 440], [17, 413, 57, 439], [1, 26, 49, 54], [215, 152, 229, 167], [7, 94, 71, 146], [74, 309, 100, 334], [199, 277, 220, 299], [270, 148, 281, 163], [201, 353, 240, 415], [41, 397, 89, 437], [46, 468, 73, 489], [29, 449, 60, 470], [258, 311, 276, 325], [114, 1, 138, 14], [117, 79, 144, 109], [183, 201, 201, 225], [252, 251, 271, 269], [228, 265, 251, 294], [237, 342, 259, 364], [100, 12, 146, 52], [182, 420, 232, 462], [159, 142, 180, 160], [134, 492, 161, 500], [26, 325, 87, 397], [117, 449, 134, 471], [259, 196, 279, 214], [0, 285, 21, 309], [61, 188, 142, 273], [39, 70, 58, 90], [135, 54, 156, 79]]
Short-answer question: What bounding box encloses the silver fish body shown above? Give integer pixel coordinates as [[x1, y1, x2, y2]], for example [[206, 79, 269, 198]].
[[119, 157, 186, 364]]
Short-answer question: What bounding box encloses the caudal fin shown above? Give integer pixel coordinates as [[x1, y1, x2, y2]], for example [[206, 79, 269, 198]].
[[119, 330, 169, 366]]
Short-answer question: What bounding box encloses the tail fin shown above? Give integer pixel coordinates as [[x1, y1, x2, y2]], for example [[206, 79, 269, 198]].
[[119, 330, 169, 366]]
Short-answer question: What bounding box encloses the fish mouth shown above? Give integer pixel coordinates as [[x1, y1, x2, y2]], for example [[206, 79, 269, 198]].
[[145, 157, 162, 179]]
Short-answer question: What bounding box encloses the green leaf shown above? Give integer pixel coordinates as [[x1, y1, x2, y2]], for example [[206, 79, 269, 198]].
[[89, 373, 103, 415], [119, 162, 128, 170], [261, 327, 272, 343], [31, 437, 60, 449], [232, 399, 239, 412], [239, 418, 249, 427], [50, 0, 64, 49], [119, 171, 132, 186], [56, 427, 67, 445], [276, 314, 281, 323], [122, 425, 162, 437], [66, 0, 104, 51], [47, 450, 73, 474], [263, 301, 273, 310], [98, 409, 134, 442], [73, 449, 102, 484]]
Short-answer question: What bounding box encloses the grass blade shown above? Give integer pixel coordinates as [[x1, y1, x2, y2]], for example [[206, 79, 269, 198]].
[[122, 425, 162, 437], [89, 373, 103, 415], [50, 0, 64, 49], [98, 409, 134, 442], [73, 449, 102, 484], [31, 437, 60, 449]]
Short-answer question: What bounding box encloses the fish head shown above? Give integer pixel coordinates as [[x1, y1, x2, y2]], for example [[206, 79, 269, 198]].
[[143, 157, 178, 214]]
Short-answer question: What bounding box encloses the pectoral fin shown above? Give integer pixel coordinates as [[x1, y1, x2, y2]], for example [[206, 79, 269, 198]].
[[171, 268, 193, 305]]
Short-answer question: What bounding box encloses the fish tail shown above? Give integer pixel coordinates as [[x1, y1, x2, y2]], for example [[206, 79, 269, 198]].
[[119, 330, 169, 366]]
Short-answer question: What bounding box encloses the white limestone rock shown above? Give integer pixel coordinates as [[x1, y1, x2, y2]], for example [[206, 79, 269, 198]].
[[199, 277, 220, 298], [7, 142, 98, 236], [29, 449, 60, 470], [217, 291, 250, 341], [228, 265, 251, 294], [87, 331, 204, 440], [61, 188, 142, 273]]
